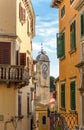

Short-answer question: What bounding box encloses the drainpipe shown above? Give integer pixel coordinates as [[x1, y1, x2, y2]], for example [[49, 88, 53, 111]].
[[4, 120, 12, 130]]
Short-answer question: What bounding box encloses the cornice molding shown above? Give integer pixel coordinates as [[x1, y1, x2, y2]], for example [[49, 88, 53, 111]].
[[22, 0, 35, 38], [51, 0, 63, 8]]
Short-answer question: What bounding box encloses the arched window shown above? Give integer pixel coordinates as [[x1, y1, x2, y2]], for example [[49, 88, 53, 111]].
[[42, 116, 46, 125]]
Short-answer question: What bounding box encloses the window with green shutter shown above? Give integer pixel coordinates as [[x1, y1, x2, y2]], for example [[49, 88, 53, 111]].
[[70, 0, 74, 5], [70, 81, 76, 110], [57, 32, 65, 58], [81, 12, 84, 37], [70, 20, 76, 50], [61, 83, 65, 108], [61, 5, 65, 18]]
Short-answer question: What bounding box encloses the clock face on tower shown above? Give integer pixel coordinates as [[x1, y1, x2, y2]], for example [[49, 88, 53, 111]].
[[42, 64, 48, 79], [42, 64, 48, 71]]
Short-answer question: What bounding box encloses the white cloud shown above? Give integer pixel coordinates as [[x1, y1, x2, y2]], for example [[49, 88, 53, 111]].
[[31, 0, 59, 77], [36, 20, 58, 37]]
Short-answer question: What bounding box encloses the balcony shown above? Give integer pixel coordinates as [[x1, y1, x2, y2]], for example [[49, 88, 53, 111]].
[[0, 65, 29, 87], [51, 0, 63, 8]]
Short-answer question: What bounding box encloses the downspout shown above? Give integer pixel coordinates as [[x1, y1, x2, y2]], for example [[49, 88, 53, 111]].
[[4, 120, 12, 130]]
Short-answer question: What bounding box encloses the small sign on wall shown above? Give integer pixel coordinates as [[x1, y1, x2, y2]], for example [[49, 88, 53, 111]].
[[0, 115, 4, 121]]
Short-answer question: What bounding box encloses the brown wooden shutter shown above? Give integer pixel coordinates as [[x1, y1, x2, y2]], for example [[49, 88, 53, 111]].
[[29, 60, 34, 77], [19, 2, 21, 19], [29, 59, 31, 77], [19, 2, 26, 23], [0, 42, 11, 64], [16, 50, 19, 65], [23, 9, 26, 22], [27, 96, 29, 116], [27, 57, 29, 68], [20, 53, 26, 65], [18, 95, 22, 116]]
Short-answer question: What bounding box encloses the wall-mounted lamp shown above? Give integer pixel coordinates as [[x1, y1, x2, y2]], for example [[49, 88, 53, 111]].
[[32, 120, 39, 129]]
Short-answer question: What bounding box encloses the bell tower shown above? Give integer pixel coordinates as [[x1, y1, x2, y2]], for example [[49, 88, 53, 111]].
[[35, 44, 50, 103], [34, 44, 50, 130]]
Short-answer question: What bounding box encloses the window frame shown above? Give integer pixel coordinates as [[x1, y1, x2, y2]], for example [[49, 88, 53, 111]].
[[42, 116, 47, 125], [57, 32, 65, 58], [80, 11, 84, 38], [61, 5, 65, 18], [18, 94, 22, 116], [70, 80, 76, 110], [70, 0, 74, 5], [27, 95, 29, 117], [70, 20, 76, 51], [0, 42, 11, 64], [61, 83, 66, 109]]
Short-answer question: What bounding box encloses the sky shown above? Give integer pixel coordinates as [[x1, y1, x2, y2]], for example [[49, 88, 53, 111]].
[[31, 0, 59, 78]]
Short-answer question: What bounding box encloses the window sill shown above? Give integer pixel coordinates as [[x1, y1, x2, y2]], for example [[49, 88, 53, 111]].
[[60, 107, 66, 111], [69, 109, 77, 113], [59, 55, 65, 61], [15, 115, 24, 120], [69, 48, 76, 55]]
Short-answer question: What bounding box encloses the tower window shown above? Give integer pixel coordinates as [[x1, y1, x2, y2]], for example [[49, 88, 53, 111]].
[[42, 116, 46, 125]]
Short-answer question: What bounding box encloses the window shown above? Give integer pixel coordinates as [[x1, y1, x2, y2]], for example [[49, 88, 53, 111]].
[[61, 83, 65, 108], [42, 116, 46, 125], [19, 2, 26, 23], [27, 96, 29, 117], [0, 42, 11, 64], [20, 53, 26, 65], [57, 32, 65, 58], [18, 95, 22, 116], [70, 0, 74, 5], [70, 20, 76, 50], [27, 19, 29, 35], [61, 5, 65, 18], [80, 11, 84, 37], [16, 50, 19, 65], [70, 81, 76, 110]]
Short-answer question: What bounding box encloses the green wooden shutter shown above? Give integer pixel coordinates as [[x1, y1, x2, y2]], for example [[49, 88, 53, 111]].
[[70, 81, 76, 110], [61, 83, 65, 108], [61, 5, 65, 18], [81, 12, 84, 37], [70, 0, 74, 4], [70, 21, 76, 50], [62, 33, 65, 56], [57, 33, 65, 58]]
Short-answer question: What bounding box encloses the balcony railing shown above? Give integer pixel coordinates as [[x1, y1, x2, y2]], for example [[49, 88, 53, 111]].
[[0, 65, 29, 86]]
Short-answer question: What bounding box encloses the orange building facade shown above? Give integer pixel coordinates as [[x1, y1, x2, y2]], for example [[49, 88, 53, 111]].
[[51, 0, 80, 124]]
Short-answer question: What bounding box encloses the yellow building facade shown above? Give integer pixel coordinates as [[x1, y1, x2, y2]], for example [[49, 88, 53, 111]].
[[51, 0, 80, 125], [0, 0, 35, 130], [75, 0, 84, 129]]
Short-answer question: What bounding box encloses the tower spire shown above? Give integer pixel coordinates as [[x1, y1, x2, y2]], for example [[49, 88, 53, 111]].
[[41, 43, 43, 53]]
